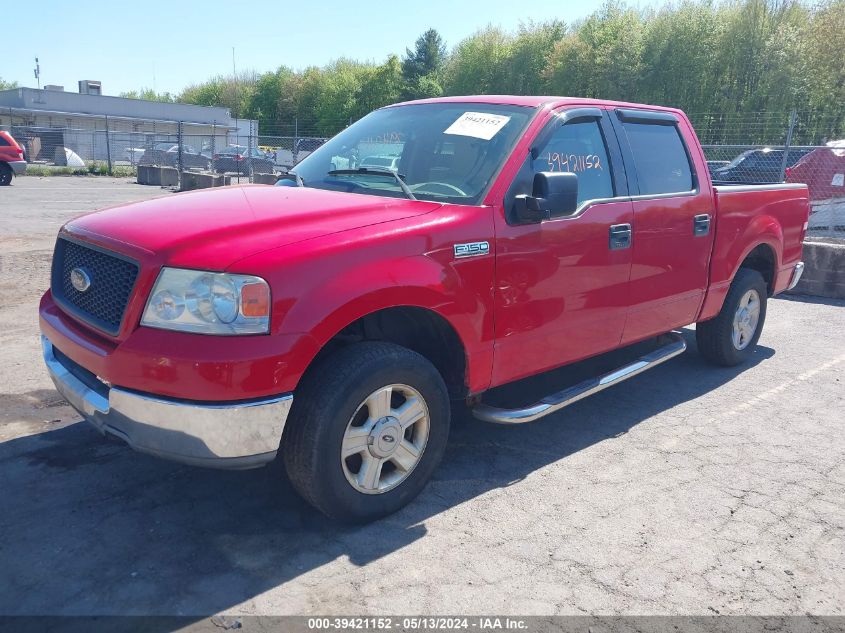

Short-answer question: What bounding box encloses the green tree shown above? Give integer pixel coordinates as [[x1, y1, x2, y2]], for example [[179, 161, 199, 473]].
[[0, 77, 19, 91], [179, 72, 257, 119], [444, 26, 513, 95], [402, 29, 446, 83], [119, 88, 176, 102], [355, 55, 405, 119], [501, 21, 566, 94], [545, 1, 644, 101]]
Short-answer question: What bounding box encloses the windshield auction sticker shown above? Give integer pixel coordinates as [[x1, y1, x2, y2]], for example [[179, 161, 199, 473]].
[[444, 112, 511, 140]]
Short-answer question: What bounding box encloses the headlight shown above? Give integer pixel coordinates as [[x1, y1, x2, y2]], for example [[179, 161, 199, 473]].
[[141, 268, 270, 335]]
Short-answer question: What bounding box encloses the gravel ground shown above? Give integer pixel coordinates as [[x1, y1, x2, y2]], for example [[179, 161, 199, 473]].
[[0, 177, 843, 617]]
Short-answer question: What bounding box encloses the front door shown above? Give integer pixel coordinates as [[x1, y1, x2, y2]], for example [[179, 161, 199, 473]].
[[491, 109, 634, 387]]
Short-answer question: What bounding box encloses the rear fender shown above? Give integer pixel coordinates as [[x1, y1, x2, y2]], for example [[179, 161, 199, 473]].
[[698, 214, 783, 321]]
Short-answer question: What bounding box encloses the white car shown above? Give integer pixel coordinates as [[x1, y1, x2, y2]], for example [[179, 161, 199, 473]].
[[123, 147, 146, 164], [360, 155, 401, 171]]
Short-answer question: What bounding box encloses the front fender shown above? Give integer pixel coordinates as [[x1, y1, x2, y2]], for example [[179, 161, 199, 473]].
[[229, 206, 496, 393]]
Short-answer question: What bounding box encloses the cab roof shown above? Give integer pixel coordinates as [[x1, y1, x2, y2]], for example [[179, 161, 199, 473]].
[[389, 95, 686, 117]]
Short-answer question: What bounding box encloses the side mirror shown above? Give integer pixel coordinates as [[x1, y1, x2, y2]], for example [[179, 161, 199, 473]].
[[515, 172, 579, 222]]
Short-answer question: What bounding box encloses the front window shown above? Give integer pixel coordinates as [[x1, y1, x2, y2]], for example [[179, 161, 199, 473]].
[[289, 103, 536, 204]]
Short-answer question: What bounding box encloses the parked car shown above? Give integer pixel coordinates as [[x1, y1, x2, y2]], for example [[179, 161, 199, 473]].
[[40, 97, 809, 522], [139, 143, 211, 170], [0, 130, 27, 185], [123, 147, 146, 164], [711, 147, 813, 184], [785, 141, 845, 202], [212, 145, 274, 175], [360, 155, 401, 171], [706, 160, 730, 178]]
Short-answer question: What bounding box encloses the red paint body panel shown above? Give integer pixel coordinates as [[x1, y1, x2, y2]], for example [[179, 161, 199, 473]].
[[697, 185, 809, 321], [39, 96, 809, 403], [622, 116, 716, 343], [490, 200, 634, 386]]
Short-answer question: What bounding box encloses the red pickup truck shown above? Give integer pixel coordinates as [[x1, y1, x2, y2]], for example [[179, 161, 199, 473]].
[[40, 96, 809, 521]]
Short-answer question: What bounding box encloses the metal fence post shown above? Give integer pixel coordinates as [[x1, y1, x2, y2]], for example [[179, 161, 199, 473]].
[[104, 115, 113, 175], [177, 120, 183, 189], [779, 110, 797, 182], [292, 118, 299, 166], [248, 119, 255, 183]]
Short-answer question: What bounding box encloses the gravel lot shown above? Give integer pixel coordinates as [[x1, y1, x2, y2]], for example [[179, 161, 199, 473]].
[[0, 177, 843, 617]]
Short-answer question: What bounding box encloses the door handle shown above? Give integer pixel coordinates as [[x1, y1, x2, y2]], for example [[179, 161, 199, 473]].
[[694, 214, 711, 236], [609, 223, 632, 250]]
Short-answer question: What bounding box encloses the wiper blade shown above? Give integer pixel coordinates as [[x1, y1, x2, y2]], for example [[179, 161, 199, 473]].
[[327, 167, 416, 200]]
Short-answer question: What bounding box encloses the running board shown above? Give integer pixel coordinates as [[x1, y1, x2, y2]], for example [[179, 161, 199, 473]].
[[472, 332, 687, 425]]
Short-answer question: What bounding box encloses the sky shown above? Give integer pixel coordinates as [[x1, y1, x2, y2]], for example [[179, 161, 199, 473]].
[[4, 0, 664, 96]]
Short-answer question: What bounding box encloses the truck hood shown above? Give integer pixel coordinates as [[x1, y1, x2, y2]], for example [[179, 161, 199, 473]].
[[64, 185, 442, 269]]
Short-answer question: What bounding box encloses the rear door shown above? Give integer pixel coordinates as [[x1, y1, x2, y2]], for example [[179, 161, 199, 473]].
[[610, 109, 715, 344]]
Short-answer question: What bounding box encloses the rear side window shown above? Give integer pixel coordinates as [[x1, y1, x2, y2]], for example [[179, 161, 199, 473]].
[[622, 123, 693, 195], [0, 136, 10, 147], [532, 120, 614, 205]]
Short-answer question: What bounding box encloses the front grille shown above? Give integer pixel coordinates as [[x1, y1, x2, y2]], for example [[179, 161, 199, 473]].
[[51, 238, 140, 335]]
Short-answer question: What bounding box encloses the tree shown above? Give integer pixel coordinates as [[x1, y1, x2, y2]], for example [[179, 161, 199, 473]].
[[0, 77, 19, 91], [402, 29, 446, 84], [545, 1, 644, 101], [354, 55, 405, 119], [444, 26, 513, 95], [179, 72, 257, 119], [119, 88, 175, 102], [502, 20, 566, 94]]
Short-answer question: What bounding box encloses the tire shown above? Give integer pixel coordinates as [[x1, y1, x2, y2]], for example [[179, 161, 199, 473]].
[[696, 268, 768, 367], [283, 341, 450, 522], [0, 163, 12, 186]]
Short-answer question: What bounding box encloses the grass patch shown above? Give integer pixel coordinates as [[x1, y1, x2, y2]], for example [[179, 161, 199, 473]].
[[22, 162, 136, 178]]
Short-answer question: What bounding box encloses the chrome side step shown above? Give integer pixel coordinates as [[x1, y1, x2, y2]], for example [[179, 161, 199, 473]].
[[472, 332, 687, 425]]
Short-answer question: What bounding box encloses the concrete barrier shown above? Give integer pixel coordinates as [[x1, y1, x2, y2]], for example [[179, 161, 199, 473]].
[[180, 171, 229, 191], [789, 238, 845, 299], [137, 165, 178, 187], [252, 173, 278, 185]]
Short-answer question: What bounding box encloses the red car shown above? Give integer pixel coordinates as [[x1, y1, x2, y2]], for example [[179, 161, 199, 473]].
[[39, 96, 809, 521], [786, 142, 845, 202], [0, 130, 26, 185]]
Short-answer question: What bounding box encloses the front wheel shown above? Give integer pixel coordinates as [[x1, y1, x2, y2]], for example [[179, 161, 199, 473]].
[[283, 342, 450, 522], [696, 268, 768, 366]]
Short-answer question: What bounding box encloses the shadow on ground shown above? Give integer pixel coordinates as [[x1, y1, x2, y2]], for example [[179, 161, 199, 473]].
[[0, 329, 774, 617]]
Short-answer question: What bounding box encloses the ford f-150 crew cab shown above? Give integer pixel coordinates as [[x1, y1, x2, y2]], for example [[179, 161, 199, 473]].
[[40, 96, 809, 521]]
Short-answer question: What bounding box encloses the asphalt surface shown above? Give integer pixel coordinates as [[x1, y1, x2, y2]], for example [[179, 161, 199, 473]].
[[0, 177, 843, 617]]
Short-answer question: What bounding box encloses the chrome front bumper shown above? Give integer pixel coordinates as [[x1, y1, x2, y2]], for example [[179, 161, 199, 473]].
[[42, 336, 292, 469], [787, 261, 805, 291]]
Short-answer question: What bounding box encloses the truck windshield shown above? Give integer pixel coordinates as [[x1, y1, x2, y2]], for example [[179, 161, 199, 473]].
[[287, 103, 536, 205]]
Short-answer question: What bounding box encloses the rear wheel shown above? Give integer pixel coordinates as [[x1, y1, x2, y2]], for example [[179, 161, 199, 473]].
[[696, 268, 768, 366], [0, 163, 12, 186], [283, 342, 450, 522]]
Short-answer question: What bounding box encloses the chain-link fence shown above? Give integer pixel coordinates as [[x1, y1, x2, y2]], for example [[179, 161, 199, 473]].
[[0, 119, 329, 185], [3, 110, 843, 237], [690, 111, 845, 238]]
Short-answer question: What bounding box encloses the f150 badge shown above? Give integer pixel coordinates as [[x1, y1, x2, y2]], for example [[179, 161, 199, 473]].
[[454, 241, 490, 258]]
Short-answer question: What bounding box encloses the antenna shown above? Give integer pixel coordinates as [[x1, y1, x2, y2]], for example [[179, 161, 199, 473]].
[[232, 47, 237, 78], [34, 57, 41, 90]]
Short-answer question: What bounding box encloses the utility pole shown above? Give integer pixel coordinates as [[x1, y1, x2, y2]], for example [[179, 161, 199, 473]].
[[34, 57, 40, 90]]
